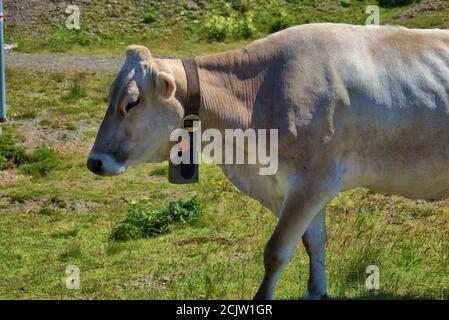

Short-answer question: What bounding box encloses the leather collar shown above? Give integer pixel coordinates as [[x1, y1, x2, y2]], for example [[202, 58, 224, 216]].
[[181, 59, 201, 127]]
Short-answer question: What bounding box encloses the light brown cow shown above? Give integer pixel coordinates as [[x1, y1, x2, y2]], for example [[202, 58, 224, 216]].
[[88, 23, 449, 299]]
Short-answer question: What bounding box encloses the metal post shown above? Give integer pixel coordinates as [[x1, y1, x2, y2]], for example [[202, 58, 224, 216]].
[[0, 0, 6, 122]]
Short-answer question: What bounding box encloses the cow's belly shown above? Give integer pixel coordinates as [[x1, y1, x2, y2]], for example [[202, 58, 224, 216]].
[[219, 164, 288, 215], [341, 126, 449, 200], [342, 154, 449, 200]]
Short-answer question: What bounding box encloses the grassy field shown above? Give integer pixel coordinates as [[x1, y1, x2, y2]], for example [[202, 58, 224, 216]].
[[1, 0, 449, 300], [0, 68, 448, 299]]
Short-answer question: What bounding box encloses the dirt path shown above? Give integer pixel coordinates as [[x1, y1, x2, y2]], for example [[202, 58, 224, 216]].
[[5, 52, 123, 72]]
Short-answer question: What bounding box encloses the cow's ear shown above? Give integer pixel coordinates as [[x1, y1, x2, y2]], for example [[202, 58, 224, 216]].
[[156, 72, 176, 100]]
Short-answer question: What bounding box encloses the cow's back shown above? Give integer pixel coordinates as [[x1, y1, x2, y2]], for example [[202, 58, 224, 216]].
[[250, 24, 449, 200]]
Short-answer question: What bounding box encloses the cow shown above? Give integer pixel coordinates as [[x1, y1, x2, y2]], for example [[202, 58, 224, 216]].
[[87, 23, 449, 299]]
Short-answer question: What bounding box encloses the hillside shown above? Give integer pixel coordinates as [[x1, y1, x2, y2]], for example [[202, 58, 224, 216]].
[[4, 0, 449, 55]]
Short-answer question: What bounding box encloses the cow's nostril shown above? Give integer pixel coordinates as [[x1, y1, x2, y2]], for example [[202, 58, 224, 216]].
[[87, 158, 103, 174]]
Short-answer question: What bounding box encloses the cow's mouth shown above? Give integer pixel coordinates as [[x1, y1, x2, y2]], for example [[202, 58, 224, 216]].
[[87, 152, 128, 176]]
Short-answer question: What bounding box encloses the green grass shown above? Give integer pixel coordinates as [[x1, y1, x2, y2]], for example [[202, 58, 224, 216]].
[[0, 69, 448, 299], [110, 196, 202, 241], [18, 147, 62, 178], [5, 0, 448, 56], [0, 133, 61, 177], [0, 134, 28, 170]]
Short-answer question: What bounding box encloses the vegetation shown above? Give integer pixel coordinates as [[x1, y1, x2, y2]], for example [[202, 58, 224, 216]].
[[1, 0, 448, 300], [5, 0, 449, 56], [110, 196, 202, 241], [0, 68, 447, 299], [18, 147, 62, 178], [1, 133, 60, 177], [379, 0, 420, 8], [0, 134, 28, 170]]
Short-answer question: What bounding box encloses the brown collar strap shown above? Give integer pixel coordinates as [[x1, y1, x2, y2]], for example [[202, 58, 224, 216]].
[[181, 59, 201, 127]]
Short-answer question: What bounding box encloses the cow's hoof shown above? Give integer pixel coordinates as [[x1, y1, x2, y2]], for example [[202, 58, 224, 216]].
[[302, 292, 328, 300]]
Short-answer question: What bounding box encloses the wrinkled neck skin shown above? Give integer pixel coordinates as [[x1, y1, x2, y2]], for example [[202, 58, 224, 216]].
[[158, 48, 268, 133]]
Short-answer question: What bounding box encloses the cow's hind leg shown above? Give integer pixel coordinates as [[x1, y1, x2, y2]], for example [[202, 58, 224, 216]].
[[253, 174, 339, 300], [302, 208, 327, 300]]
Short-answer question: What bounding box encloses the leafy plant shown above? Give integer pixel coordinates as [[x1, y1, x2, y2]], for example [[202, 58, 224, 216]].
[[204, 15, 235, 41], [110, 196, 202, 241], [0, 134, 28, 170]]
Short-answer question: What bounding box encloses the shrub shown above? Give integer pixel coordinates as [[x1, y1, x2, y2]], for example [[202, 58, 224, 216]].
[[238, 12, 257, 39], [110, 196, 202, 241], [142, 7, 158, 24], [204, 15, 234, 41], [18, 147, 61, 177], [378, 0, 419, 8], [230, 0, 252, 14], [204, 10, 258, 41], [269, 8, 292, 33], [0, 134, 28, 170]]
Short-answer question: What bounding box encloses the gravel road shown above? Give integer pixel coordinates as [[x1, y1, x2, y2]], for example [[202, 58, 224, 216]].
[[5, 52, 123, 72]]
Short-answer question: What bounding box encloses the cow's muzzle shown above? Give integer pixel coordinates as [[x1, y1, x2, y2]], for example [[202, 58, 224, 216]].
[[87, 152, 128, 176], [87, 158, 103, 174]]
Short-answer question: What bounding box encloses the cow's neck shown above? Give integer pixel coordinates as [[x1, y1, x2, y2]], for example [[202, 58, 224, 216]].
[[166, 48, 268, 132]]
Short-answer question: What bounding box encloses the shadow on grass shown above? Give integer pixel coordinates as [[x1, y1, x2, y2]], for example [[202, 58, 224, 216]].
[[329, 293, 434, 300], [283, 291, 438, 300]]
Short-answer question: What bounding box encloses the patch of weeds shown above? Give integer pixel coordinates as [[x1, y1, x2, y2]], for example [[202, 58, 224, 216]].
[[15, 110, 37, 120], [105, 241, 128, 255], [204, 15, 235, 41], [51, 73, 65, 83], [0, 134, 29, 170], [268, 8, 292, 33], [64, 75, 88, 101], [65, 123, 78, 131], [239, 12, 257, 39], [230, 0, 252, 14], [8, 192, 34, 204], [18, 147, 61, 177], [142, 7, 158, 24], [149, 165, 168, 176], [51, 228, 79, 239], [378, 0, 419, 8], [37, 207, 58, 216], [45, 25, 91, 52], [14, 133, 27, 143], [110, 196, 202, 241], [48, 195, 67, 209], [59, 241, 82, 261], [38, 119, 51, 128]]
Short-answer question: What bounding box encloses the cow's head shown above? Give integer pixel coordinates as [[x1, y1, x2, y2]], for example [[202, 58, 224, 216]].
[[87, 45, 183, 176]]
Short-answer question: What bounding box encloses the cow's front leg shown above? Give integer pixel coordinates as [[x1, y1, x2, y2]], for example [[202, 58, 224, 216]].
[[302, 208, 327, 300], [253, 176, 338, 300]]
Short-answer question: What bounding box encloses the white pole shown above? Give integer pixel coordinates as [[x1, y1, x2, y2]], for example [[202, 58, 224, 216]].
[[0, 0, 6, 122]]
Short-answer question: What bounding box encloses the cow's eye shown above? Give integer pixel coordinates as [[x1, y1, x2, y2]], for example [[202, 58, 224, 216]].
[[125, 98, 140, 113]]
